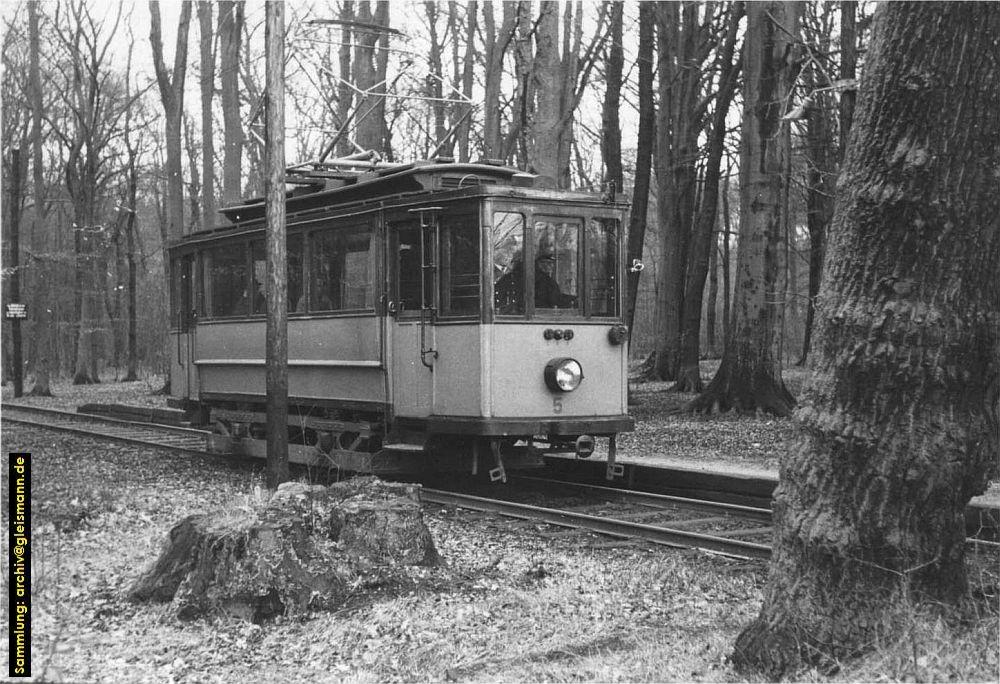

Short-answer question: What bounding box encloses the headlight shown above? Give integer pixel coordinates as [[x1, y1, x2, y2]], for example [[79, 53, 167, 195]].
[[544, 357, 584, 392]]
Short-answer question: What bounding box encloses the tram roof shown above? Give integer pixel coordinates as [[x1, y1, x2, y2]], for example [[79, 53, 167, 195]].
[[191, 159, 621, 238]]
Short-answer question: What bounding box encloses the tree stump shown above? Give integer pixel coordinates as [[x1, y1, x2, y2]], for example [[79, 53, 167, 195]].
[[128, 478, 438, 621]]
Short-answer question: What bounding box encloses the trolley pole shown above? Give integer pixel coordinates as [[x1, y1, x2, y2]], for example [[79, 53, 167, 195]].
[[264, 1, 289, 488]]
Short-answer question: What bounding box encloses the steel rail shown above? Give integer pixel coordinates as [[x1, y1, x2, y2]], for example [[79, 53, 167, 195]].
[[510, 475, 774, 524], [422, 487, 772, 560], [2, 404, 210, 455]]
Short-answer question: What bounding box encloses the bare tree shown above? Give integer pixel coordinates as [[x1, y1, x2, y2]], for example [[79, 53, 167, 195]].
[[732, 2, 1000, 676], [600, 0, 623, 193], [197, 1, 216, 228], [218, 0, 243, 204], [481, 1, 516, 160], [624, 2, 656, 337], [149, 0, 193, 242], [352, 1, 391, 155], [675, 2, 744, 392], [26, 0, 52, 395], [689, 1, 799, 415], [46, 0, 142, 383]]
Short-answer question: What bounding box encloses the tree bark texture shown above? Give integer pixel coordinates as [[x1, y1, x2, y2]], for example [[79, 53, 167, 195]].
[[218, 0, 243, 205], [265, 0, 289, 489], [128, 480, 438, 620], [689, 1, 798, 415], [652, 2, 683, 381], [732, 3, 1000, 677]]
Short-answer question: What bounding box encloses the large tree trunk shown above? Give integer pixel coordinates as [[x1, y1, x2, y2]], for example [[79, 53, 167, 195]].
[[688, 1, 798, 416], [651, 3, 683, 381], [218, 0, 243, 204], [530, 1, 561, 184], [732, 3, 1000, 677]]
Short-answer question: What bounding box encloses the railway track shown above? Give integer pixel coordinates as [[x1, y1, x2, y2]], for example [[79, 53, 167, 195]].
[[4, 404, 774, 558], [423, 479, 774, 559], [5, 403, 998, 559], [2, 403, 211, 455]]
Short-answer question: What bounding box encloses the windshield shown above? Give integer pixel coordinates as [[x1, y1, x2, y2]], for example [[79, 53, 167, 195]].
[[492, 211, 619, 318]]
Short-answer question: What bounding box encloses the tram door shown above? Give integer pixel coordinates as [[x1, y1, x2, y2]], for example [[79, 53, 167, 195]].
[[169, 255, 197, 399], [388, 218, 436, 418]]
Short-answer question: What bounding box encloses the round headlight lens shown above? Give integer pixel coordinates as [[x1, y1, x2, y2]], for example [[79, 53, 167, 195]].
[[544, 358, 584, 392]]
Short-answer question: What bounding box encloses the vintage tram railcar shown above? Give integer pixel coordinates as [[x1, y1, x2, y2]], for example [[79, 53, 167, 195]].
[[168, 159, 634, 480]]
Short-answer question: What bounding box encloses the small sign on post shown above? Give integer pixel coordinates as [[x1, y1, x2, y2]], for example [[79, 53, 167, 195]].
[[5, 303, 27, 320]]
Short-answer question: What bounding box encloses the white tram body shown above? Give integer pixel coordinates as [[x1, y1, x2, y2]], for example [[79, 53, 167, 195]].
[[168, 160, 633, 479]]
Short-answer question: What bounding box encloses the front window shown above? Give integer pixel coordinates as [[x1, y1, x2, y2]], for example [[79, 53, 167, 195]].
[[311, 227, 373, 312], [586, 218, 618, 316], [493, 212, 525, 315], [533, 217, 580, 312], [492, 210, 621, 319], [204, 243, 248, 317]]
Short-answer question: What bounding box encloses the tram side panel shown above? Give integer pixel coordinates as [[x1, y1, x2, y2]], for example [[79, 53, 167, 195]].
[[193, 316, 386, 407]]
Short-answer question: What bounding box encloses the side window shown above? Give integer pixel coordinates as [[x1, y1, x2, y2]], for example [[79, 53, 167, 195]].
[[533, 218, 580, 311], [492, 212, 525, 315], [395, 222, 432, 313], [586, 218, 618, 316], [440, 215, 480, 316], [288, 234, 304, 312], [311, 227, 373, 312], [204, 243, 248, 317], [249, 236, 305, 314], [171, 255, 194, 329], [250, 241, 266, 314]]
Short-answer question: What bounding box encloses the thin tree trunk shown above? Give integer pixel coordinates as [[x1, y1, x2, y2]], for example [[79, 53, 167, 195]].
[[721, 172, 732, 345], [706, 224, 719, 357], [600, 0, 623, 193], [733, 3, 1000, 676], [264, 0, 289, 489], [624, 2, 655, 338], [27, 1, 51, 396], [219, 0, 243, 204], [675, 3, 743, 393], [457, 1, 477, 162], [149, 1, 192, 240], [198, 2, 216, 228], [336, 1, 354, 158]]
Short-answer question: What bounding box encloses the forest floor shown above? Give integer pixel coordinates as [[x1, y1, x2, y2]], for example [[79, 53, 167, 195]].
[[1, 365, 998, 682]]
